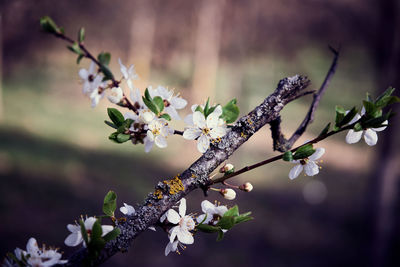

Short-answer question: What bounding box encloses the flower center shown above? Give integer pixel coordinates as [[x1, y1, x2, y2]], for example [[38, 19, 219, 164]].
[[163, 99, 170, 107], [152, 128, 160, 135], [202, 128, 210, 135], [88, 74, 94, 82], [300, 159, 309, 165]]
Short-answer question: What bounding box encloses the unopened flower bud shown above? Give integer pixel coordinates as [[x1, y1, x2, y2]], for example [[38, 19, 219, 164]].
[[220, 188, 236, 200], [219, 163, 235, 174], [239, 182, 253, 192]]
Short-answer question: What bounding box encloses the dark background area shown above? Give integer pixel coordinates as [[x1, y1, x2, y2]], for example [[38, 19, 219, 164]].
[[0, 0, 399, 266]]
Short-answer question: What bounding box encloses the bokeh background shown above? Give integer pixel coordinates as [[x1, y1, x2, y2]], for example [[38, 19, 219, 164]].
[[1, 0, 400, 266]]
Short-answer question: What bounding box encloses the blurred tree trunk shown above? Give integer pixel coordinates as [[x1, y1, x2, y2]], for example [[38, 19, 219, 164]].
[[0, 14, 3, 121], [191, 0, 225, 102], [127, 0, 156, 88], [370, 0, 400, 266]]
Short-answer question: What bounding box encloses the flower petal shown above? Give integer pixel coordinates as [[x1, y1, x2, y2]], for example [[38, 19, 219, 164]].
[[177, 229, 194, 245], [345, 129, 363, 144], [155, 135, 168, 148], [164, 106, 181, 120], [372, 120, 388, 132], [197, 134, 210, 153], [144, 137, 154, 153], [171, 97, 187, 109], [309, 147, 325, 161], [179, 198, 187, 217], [193, 111, 206, 128], [206, 111, 220, 129], [304, 161, 319, 176], [169, 226, 179, 242], [364, 128, 378, 146], [183, 127, 201, 140], [84, 217, 97, 230], [101, 225, 114, 236], [209, 126, 227, 139], [348, 112, 361, 125], [64, 232, 82, 247], [289, 164, 303, 180], [201, 200, 215, 213], [184, 114, 194, 126], [79, 69, 89, 80], [166, 209, 180, 224]]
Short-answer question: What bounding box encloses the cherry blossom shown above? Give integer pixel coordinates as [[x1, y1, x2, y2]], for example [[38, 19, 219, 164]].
[[118, 58, 138, 89], [64, 217, 113, 247], [107, 86, 124, 104], [164, 198, 195, 245], [144, 118, 173, 152], [196, 200, 228, 225], [289, 148, 325, 180], [148, 86, 187, 120]]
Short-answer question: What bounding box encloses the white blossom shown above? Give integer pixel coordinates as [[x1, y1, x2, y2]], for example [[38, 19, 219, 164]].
[[89, 87, 105, 108], [289, 147, 325, 180], [220, 188, 236, 200], [148, 86, 187, 120], [120, 203, 135, 215], [183, 105, 227, 153], [196, 200, 228, 225], [13, 238, 67, 267], [144, 118, 173, 153], [107, 86, 124, 104], [164, 198, 195, 245], [64, 217, 113, 247], [345, 108, 388, 146], [118, 58, 138, 89], [78, 61, 104, 95], [165, 240, 179, 256]]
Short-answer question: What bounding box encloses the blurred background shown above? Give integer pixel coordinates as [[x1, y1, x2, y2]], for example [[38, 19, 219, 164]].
[[0, 0, 400, 266]]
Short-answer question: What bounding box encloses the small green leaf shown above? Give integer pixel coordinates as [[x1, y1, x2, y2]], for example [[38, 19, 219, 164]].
[[117, 133, 130, 143], [335, 105, 346, 127], [100, 65, 114, 81], [196, 224, 220, 233], [160, 113, 171, 121], [39, 16, 60, 34], [153, 96, 164, 113], [142, 97, 159, 115], [318, 122, 331, 137], [363, 100, 380, 118], [103, 190, 117, 217], [67, 42, 83, 55], [362, 112, 391, 129], [195, 105, 204, 114], [216, 216, 235, 230], [221, 98, 240, 124], [366, 92, 373, 102], [91, 220, 103, 240], [104, 120, 117, 129], [97, 52, 111, 66], [103, 227, 121, 242], [204, 98, 210, 117], [293, 144, 315, 160], [234, 212, 253, 224], [76, 54, 84, 64], [283, 151, 293, 162], [144, 88, 152, 101], [375, 87, 400, 108], [216, 229, 225, 242], [224, 205, 239, 217], [80, 220, 89, 245], [338, 106, 358, 127], [108, 132, 119, 143], [78, 27, 85, 43], [107, 108, 125, 127], [353, 122, 363, 131]]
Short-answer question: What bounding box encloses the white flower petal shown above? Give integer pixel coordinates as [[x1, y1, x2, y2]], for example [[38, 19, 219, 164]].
[[183, 127, 201, 140], [197, 134, 210, 153], [101, 225, 114, 236], [79, 69, 89, 80], [64, 232, 82, 247], [155, 135, 167, 148], [84, 217, 97, 230], [171, 97, 187, 109], [348, 112, 361, 125], [289, 164, 303, 180], [184, 114, 194, 126], [67, 224, 80, 233], [309, 147, 325, 161], [120, 203, 135, 215], [193, 111, 206, 128], [304, 161, 319, 176], [201, 200, 215, 213], [206, 111, 220, 129], [196, 214, 207, 224], [169, 226, 179, 242], [346, 129, 363, 144], [372, 120, 388, 132], [26, 238, 39, 256], [166, 209, 181, 224], [209, 126, 227, 139], [144, 137, 154, 153], [213, 105, 223, 116], [364, 128, 378, 146], [89, 61, 96, 74], [177, 229, 194, 244], [179, 198, 187, 217], [164, 106, 181, 120]]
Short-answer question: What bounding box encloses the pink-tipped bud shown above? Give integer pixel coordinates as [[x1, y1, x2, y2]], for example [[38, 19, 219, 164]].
[[239, 182, 253, 192], [220, 188, 236, 200], [219, 163, 235, 174]]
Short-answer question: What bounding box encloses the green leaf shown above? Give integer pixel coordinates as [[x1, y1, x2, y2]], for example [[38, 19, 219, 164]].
[[104, 120, 117, 129], [117, 133, 130, 143], [91, 220, 103, 240], [39, 16, 60, 34], [80, 220, 89, 245], [354, 122, 363, 132], [283, 151, 293, 162], [318, 122, 331, 136], [97, 52, 111, 66], [216, 229, 225, 242], [160, 113, 171, 121], [76, 54, 84, 64], [195, 105, 204, 114], [67, 42, 83, 55], [363, 100, 380, 118], [78, 27, 85, 43], [234, 212, 253, 224], [103, 190, 117, 217], [338, 106, 358, 127], [100, 65, 114, 81], [144, 88, 152, 101], [153, 96, 164, 113], [224, 205, 239, 217], [221, 98, 239, 124], [108, 132, 119, 143], [107, 108, 125, 127], [6, 252, 23, 267], [293, 144, 315, 160], [366, 92, 373, 102], [334, 105, 346, 127], [103, 227, 121, 242], [142, 97, 159, 115], [204, 98, 210, 117], [362, 112, 391, 129], [375, 87, 400, 108], [216, 216, 235, 230], [196, 224, 220, 233]]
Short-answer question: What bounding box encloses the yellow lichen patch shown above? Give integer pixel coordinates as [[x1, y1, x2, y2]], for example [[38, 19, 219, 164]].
[[211, 137, 222, 144], [191, 173, 197, 178], [240, 132, 247, 138], [163, 175, 185, 195], [154, 189, 163, 199], [246, 117, 253, 125]]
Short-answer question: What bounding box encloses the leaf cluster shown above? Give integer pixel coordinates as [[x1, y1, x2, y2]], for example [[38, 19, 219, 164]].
[[106, 108, 133, 143]]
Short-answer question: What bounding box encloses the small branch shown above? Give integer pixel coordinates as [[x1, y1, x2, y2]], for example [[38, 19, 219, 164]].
[[269, 46, 340, 152]]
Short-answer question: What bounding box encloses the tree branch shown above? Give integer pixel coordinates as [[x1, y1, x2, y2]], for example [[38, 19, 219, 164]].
[[269, 46, 340, 152], [61, 74, 310, 266]]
